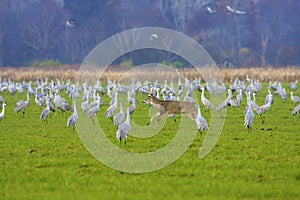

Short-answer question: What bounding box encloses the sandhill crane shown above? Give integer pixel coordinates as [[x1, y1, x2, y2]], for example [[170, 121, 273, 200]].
[[0, 96, 6, 104], [128, 99, 136, 115], [268, 81, 278, 90], [88, 95, 103, 109], [65, 19, 75, 28], [289, 80, 298, 90], [183, 90, 195, 103], [280, 88, 287, 100], [0, 102, 7, 121], [216, 89, 231, 112], [290, 92, 300, 104], [127, 90, 135, 104], [8, 82, 16, 95], [195, 104, 208, 135], [116, 108, 131, 144], [226, 5, 246, 14], [229, 97, 240, 108], [105, 93, 118, 118], [114, 102, 125, 126], [200, 87, 214, 110], [40, 98, 50, 123], [251, 93, 260, 112], [256, 93, 272, 124], [292, 104, 300, 116], [150, 33, 158, 40], [81, 94, 89, 114], [15, 93, 30, 117], [265, 89, 274, 105], [59, 102, 73, 113], [236, 88, 243, 104], [244, 92, 254, 132], [206, 6, 216, 14], [35, 92, 44, 107], [67, 101, 78, 131], [88, 98, 101, 124]]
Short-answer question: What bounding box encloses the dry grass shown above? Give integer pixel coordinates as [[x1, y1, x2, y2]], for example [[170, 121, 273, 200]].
[[0, 65, 300, 83]]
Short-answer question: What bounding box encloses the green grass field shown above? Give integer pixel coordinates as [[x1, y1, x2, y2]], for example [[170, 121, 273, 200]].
[[0, 84, 300, 200]]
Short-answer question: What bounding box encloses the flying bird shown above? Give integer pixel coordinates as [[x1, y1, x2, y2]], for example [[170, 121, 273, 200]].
[[150, 34, 158, 40], [226, 5, 246, 15], [206, 6, 216, 14], [65, 19, 76, 28]]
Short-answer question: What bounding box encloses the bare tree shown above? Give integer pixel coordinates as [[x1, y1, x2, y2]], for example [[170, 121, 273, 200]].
[[0, 0, 10, 66], [155, 0, 210, 32], [21, 0, 64, 61]]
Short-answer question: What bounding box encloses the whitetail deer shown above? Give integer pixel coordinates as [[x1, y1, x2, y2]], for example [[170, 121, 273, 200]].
[[143, 94, 197, 126]]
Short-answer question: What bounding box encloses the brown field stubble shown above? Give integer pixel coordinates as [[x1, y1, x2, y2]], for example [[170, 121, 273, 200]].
[[0, 66, 300, 83]]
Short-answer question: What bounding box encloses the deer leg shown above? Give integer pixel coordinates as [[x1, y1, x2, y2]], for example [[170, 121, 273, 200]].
[[154, 114, 164, 128], [147, 112, 160, 126]]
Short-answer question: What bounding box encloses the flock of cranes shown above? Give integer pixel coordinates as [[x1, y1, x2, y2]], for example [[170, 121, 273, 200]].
[[0, 76, 299, 143]]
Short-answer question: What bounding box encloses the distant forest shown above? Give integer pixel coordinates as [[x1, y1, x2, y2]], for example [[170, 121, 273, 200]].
[[0, 0, 299, 68]]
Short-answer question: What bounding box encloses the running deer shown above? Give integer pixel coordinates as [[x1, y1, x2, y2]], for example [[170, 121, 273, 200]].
[[143, 94, 197, 126]]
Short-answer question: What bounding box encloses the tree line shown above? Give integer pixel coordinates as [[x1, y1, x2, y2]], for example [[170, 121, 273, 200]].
[[0, 0, 299, 67]]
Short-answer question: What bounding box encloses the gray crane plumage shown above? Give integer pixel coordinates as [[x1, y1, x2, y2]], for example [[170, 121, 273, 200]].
[[290, 92, 300, 104], [67, 101, 78, 130], [256, 93, 272, 124], [116, 108, 131, 143], [216, 89, 231, 112], [105, 93, 118, 118], [195, 104, 208, 135], [0, 103, 6, 121], [0, 96, 6, 104], [15, 93, 30, 116], [292, 104, 300, 116], [40, 98, 50, 123], [265, 89, 274, 105], [201, 87, 214, 110], [88, 98, 101, 123], [114, 102, 125, 126], [244, 92, 254, 131]]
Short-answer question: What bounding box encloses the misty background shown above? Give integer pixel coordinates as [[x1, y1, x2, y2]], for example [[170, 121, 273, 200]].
[[0, 0, 299, 68]]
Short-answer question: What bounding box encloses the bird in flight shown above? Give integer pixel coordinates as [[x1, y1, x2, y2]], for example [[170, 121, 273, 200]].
[[226, 5, 246, 15], [206, 6, 216, 14]]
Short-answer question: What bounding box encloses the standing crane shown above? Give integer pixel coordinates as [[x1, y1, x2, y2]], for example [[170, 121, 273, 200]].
[[256, 93, 272, 124], [195, 104, 208, 135], [67, 101, 78, 131], [116, 108, 131, 144], [0, 103, 7, 121], [216, 89, 231, 112], [114, 102, 125, 126], [244, 92, 254, 132], [40, 97, 51, 123], [290, 92, 300, 104], [292, 104, 300, 116], [88, 98, 101, 124], [15, 93, 30, 117], [105, 93, 118, 118], [200, 87, 214, 111]]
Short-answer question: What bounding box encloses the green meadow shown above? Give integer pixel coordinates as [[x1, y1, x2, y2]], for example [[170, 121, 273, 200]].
[[0, 84, 299, 200]]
